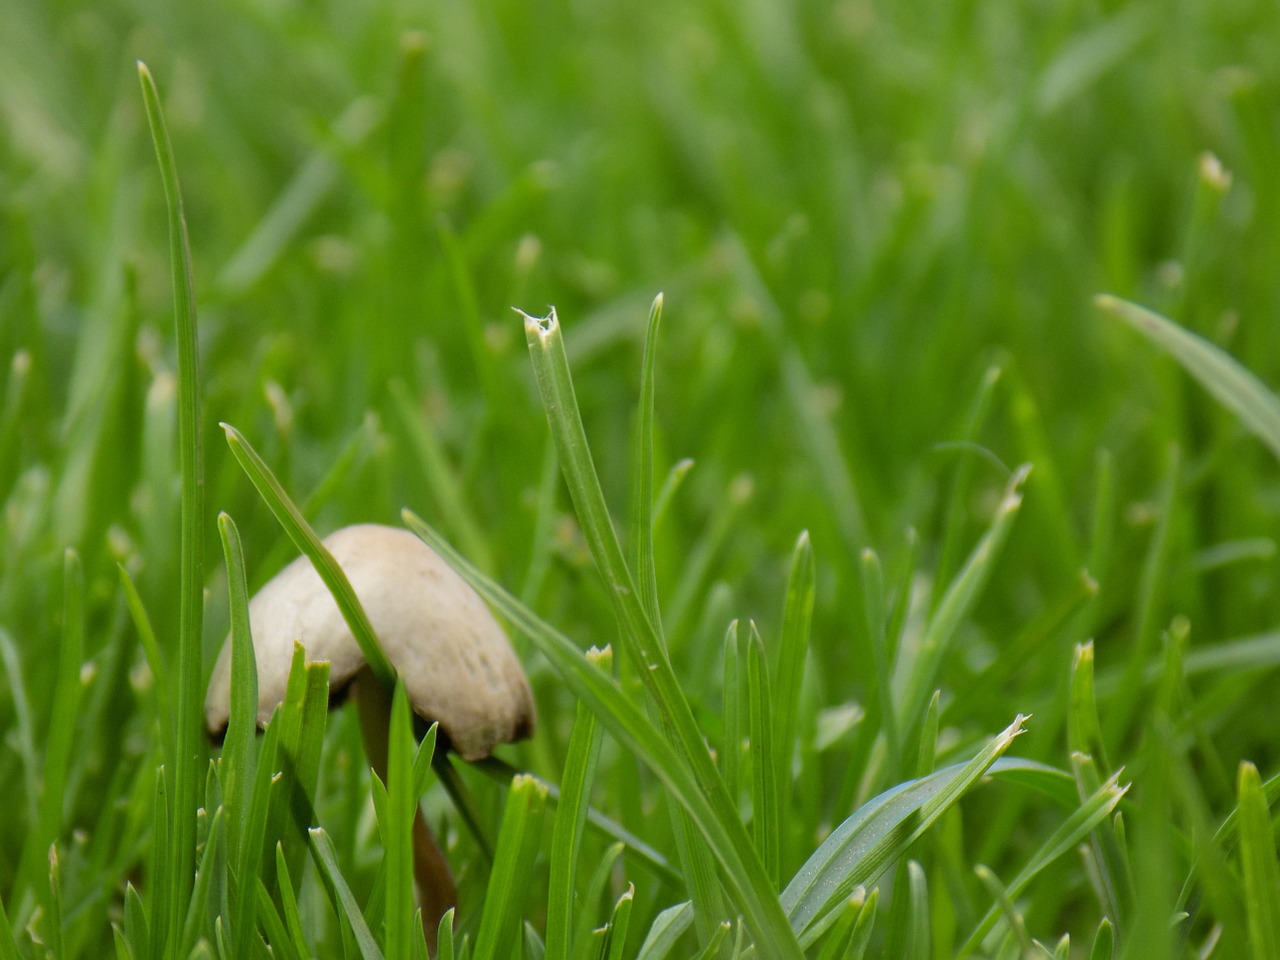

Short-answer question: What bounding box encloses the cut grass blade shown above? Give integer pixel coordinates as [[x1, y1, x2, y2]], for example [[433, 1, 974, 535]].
[[1099, 294, 1280, 462], [138, 62, 206, 957], [221, 421, 395, 684]]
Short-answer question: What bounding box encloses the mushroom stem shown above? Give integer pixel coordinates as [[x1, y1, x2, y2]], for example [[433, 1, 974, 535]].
[[353, 671, 457, 955]]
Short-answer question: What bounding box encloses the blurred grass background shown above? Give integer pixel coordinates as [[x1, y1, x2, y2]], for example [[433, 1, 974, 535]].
[[4, 0, 1280, 954]]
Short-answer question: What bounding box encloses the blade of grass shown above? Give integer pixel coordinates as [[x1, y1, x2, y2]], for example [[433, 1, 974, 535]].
[[1237, 761, 1280, 960], [783, 715, 1029, 944], [773, 530, 814, 871], [896, 465, 1030, 753], [380, 680, 416, 960], [545, 648, 609, 960], [309, 827, 385, 960], [629, 293, 665, 633], [221, 422, 394, 684], [957, 771, 1130, 957], [518, 308, 804, 957], [1099, 294, 1280, 461], [747, 622, 779, 887], [138, 62, 205, 958], [16, 550, 83, 901], [472, 774, 549, 960], [635, 902, 694, 960], [217, 513, 258, 861]]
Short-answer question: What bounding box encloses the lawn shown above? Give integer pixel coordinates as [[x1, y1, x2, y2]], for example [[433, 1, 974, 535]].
[[3, 0, 1280, 957]]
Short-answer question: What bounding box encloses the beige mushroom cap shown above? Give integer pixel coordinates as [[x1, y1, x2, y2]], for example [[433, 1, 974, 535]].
[[204, 523, 535, 761]]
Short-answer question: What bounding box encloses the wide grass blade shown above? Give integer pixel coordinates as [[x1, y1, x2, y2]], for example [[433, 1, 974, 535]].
[[629, 293, 666, 632], [635, 902, 694, 960], [138, 61, 207, 957], [1099, 294, 1280, 461], [221, 422, 395, 684], [783, 715, 1028, 944], [773, 531, 814, 869]]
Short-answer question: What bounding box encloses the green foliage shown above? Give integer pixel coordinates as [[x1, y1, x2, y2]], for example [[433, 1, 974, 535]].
[[5, 1, 1280, 957]]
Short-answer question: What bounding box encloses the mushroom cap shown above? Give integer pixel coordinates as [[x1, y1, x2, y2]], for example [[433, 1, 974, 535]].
[[204, 523, 535, 760]]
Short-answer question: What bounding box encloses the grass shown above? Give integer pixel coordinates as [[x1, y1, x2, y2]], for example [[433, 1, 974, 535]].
[[3, 0, 1280, 957]]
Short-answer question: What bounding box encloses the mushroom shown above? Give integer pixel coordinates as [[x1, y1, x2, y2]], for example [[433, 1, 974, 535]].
[[205, 523, 535, 952]]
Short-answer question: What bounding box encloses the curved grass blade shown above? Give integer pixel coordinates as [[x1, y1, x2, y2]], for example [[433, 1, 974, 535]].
[[1099, 294, 1280, 461], [221, 422, 394, 684], [957, 771, 1129, 957], [783, 715, 1029, 944]]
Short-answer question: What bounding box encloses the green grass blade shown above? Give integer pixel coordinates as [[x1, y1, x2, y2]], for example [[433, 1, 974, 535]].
[[635, 902, 694, 960], [266, 645, 331, 896], [896, 465, 1029, 752], [605, 885, 636, 960], [629, 293, 665, 633], [221, 422, 394, 683], [381, 681, 416, 960], [472, 774, 549, 960], [747, 622, 779, 887], [217, 513, 257, 861], [957, 771, 1130, 957], [1087, 918, 1114, 960], [783, 715, 1029, 943], [16, 550, 83, 899], [180, 805, 223, 957], [518, 309, 805, 956], [390, 380, 493, 574], [309, 827, 385, 960], [0, 889, 18, 960], [773, 533, 814, 847], [254, 881, 301, 960], [1237, 761, 1280, 960], [233, 714, 281, 957], [1099, 294, 1280, 461], [403, 509, 802, 958], [117, 565, 171, 743], [137, 62, 206, 957], [1068, 642, 1108, 772], [722, 621, 743, 813], [545, 648, 609, 960], [273, 845, 312, 959], [859, 548, 900, 773]]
